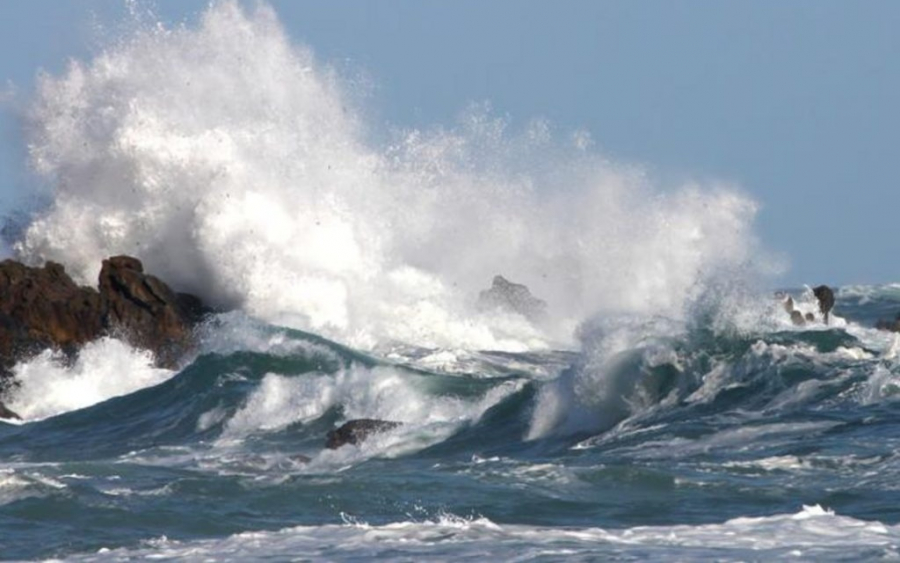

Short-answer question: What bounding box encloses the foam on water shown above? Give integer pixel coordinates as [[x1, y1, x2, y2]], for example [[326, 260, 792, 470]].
[[56, 505, 900, 561], [213, 363, 523, 464], [11, 0, 771, 352], [5, 336, 173, 421]]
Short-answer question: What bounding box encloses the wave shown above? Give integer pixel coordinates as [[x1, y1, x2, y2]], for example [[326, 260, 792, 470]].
[[55, 505, 900, 562], [9, 0, 774, 352]]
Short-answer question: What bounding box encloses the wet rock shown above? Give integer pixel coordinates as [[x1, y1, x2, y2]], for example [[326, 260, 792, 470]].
[[0, 260, 103, 368], [0, 255, 211, 380], [326, 419, 401, 449], [477, 275, 547, 322], [98, 256, 211, 367], [813, 285, 835, 325]]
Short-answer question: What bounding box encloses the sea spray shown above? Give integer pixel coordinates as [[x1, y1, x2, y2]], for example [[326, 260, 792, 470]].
[[6, 336, 172, 421], [14, 0, 769, 352]]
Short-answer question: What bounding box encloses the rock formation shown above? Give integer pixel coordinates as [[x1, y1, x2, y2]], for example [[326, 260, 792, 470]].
[[477, 275, 547, 322], [0, 255, 211, 420], [326, 419, 402, 449], [813, 285, 835, 325]]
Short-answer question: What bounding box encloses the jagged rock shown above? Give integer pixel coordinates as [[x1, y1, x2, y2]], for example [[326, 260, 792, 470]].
[[477, 275, 547, 322], [0, 401, 20, 420], [813, 285, 835, 325], [0, 255, 211, 395], [326, 419, 401, 449], [98, 256, 211, 367]]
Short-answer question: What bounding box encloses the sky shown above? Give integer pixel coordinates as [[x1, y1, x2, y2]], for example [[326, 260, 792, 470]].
[[0, 0, 897, 286]]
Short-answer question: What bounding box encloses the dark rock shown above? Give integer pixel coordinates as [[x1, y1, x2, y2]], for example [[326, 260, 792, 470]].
[[98, 256, 211, 367], [326, 419, 401, 449], [790, 310, 806, 326], [813, 285, 835, 325], [0, 260, 103, 368], [0, 255, 211, 393], [477, 275, 547, 322]]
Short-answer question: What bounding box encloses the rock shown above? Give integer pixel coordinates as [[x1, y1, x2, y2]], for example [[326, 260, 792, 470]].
[[98, 256, 211, 367], [326, 419, 401, 449], [0, 255, 211, 378], [477, 275, 547, 322], [813, 285, 835, 325], [0, 260, 104, 367]]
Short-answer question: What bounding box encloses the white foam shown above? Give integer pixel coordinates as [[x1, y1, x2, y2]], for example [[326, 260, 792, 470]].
[[58, 506, 900, 561], [216, 364, 523, 458], [5, 336, 173, 421], [13, 1, 772, 353]]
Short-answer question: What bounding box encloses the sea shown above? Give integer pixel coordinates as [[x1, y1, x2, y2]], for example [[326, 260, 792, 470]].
[[2, 2, 900, 561]]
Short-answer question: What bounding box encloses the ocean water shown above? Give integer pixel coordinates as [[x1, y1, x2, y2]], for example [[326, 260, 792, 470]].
[[2, 2, 900, 561]]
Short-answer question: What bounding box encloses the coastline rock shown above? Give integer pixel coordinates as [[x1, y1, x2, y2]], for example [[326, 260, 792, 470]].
[[477, 275, 547, 322], [0, 255, 212, 417], [813, 285, 835, 325], [98, 256, 211, 367], [326, 419, 401, 449]]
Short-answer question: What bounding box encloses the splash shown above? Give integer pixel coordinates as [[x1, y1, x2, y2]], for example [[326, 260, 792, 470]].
[[14, 1, 771, 351], [6, 337, 172, 421]]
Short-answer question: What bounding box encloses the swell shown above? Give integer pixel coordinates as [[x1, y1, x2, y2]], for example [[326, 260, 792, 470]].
[[0, 314, 885, 466]]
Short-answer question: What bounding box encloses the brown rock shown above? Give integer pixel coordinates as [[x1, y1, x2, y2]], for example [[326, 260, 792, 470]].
[[0, 255, 211, 383], [0, 260, 103, 364], [98, 256, 210, 367]]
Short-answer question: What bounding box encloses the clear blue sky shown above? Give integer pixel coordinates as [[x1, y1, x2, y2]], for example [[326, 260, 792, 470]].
[[0, 1, 897, 286]]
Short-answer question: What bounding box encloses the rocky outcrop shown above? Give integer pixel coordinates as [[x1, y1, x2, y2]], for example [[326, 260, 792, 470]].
[[813, 285, 835, 325], [0, 256, 212, 419], [477, 275, 547, 322], [326, 419, 401, 449], [98, 256, 210, 368]]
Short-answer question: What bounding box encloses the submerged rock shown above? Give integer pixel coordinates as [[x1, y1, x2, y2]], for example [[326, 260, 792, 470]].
[[477, 275, 547, 322], [0, 255, 212, 415], [326, 419, 402, 449]]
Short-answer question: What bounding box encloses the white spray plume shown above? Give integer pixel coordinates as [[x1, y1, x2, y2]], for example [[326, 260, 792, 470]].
[[15, 1, 772, 351]]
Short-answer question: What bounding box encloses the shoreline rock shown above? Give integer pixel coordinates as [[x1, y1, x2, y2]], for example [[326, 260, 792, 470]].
[[0, 255, 212, 420]]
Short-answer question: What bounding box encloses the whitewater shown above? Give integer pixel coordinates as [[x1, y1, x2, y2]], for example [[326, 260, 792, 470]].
[[1, 2, 900, 561]]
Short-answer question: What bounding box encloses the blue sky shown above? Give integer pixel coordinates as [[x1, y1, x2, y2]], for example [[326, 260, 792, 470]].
[[0, 1, 897, 286]]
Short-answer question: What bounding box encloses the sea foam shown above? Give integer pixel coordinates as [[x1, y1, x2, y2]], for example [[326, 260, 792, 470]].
[[13, 1, 770, 352]]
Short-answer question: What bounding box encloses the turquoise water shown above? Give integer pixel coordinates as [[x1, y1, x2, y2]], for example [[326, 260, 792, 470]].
[[2, 288, 900, 561]]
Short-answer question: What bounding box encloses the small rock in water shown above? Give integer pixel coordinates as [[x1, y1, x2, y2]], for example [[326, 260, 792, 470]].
[[326, 419, 402, 449]]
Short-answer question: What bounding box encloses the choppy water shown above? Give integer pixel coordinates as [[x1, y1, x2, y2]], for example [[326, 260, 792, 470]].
[[2, 2, 900, 560], [1, 286, 900, 561]]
